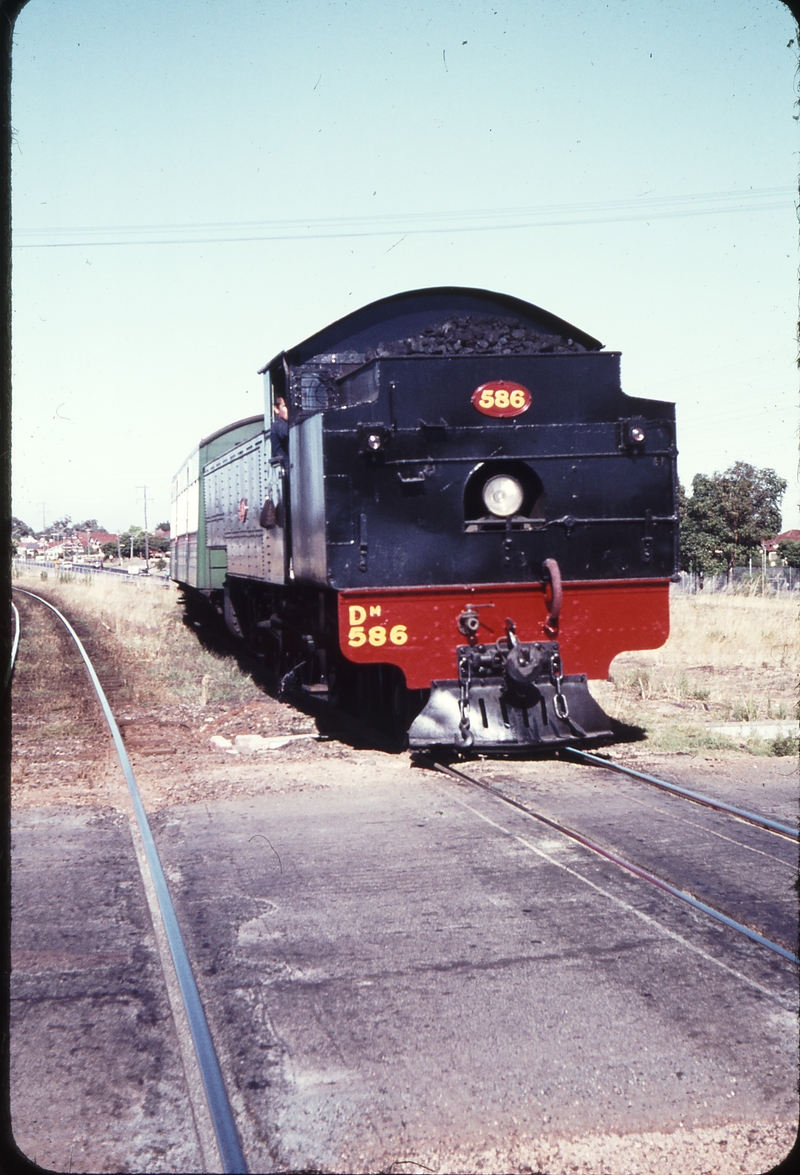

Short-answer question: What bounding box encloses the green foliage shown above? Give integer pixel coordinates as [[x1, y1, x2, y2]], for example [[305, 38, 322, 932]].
[[117, 525, 168, 558], [776, 540, 800, 567], [770, 733, 799, 757], [11, 515, 34, 538], [680, 462, 786, 575], [119, 525, 145, 557]]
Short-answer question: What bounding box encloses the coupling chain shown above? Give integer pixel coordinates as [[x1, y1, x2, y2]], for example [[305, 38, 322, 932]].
[[549, 651, 570, 720], [457, 656, 474, 747]]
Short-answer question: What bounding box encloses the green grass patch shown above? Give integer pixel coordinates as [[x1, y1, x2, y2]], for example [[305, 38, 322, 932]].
[[746, 732, 800, 757], [642, 724, 741, 753]]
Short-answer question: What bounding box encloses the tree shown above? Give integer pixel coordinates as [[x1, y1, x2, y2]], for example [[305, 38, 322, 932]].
[[119, 525, 147, 557], [11, 516, 34, 538], [777, 540, 800, 568], [114, 525, 169, 558], [680, 462, 786, 575], [155, 521, 170, 534]]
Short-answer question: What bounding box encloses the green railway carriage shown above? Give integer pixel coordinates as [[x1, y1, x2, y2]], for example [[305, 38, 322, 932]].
[[170, 415, 264, 590]]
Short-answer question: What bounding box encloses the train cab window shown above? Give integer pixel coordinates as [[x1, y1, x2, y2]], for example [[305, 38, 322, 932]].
[[288, 356, 379, 412]]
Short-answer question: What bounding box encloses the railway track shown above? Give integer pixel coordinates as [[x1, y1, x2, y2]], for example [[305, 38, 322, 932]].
[[420, 754, 799, 969], [11, 588, 248, 1175], [563, 747, 798, 840]]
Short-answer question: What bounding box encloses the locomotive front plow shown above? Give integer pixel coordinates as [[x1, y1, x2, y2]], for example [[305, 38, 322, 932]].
[[407, 626, 614, 751]]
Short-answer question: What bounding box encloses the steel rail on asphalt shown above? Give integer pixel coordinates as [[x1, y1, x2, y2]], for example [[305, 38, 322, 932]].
[[428, 757, 799, 967], [563, 747, 799, 841], [4, 600, 20, 695], [14, 588, 248, 1175]]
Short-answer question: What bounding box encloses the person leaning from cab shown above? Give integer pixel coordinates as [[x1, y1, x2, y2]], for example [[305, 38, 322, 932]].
[[270, 394, 289, 467], [260, 393, 289, 531]]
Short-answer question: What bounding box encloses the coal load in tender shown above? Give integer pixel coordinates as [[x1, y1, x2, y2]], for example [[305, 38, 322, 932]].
[[372, 315, 589, 358]]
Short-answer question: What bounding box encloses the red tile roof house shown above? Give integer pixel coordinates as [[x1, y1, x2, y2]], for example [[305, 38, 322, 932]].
[[74, 531, 119, 559], [762, 529, 800, 566]]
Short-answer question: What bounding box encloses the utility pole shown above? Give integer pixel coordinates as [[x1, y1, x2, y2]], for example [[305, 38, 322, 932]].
[[136, 485, 152, 572]]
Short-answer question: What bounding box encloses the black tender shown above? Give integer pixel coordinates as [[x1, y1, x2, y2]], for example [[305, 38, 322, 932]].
[[260, 286, 678, 590]]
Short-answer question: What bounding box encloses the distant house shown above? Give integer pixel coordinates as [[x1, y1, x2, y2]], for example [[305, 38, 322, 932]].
[[762, 529, 800, 567], [74, 530, 119, 560]]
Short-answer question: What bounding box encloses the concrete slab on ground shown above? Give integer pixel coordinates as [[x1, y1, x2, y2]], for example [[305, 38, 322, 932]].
[[152, 759, 797, 1174]]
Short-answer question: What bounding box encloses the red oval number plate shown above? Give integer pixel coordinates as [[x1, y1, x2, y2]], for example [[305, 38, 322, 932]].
[[472, 380, 532, 418]]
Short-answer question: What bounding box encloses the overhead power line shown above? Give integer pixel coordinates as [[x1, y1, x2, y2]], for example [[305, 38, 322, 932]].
[[12, 186, 794, 249]]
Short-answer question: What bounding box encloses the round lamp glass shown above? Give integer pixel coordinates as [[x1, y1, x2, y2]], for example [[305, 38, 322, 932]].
[[482, 475, 524, 517]]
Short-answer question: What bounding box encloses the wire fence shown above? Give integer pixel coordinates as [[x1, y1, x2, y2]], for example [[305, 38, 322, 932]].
[[675, 567, 800, 594], [12, 557, 171, 586]]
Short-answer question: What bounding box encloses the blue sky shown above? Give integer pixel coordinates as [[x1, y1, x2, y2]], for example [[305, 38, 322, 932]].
[[10, 0, 799, 534]]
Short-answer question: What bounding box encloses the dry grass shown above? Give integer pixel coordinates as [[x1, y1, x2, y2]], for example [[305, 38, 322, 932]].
[[12, 564, 264, 710], [593, 591, 800, 754]]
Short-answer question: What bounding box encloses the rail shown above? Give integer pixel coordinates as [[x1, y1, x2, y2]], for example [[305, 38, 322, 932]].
[[426, 757, 799, 967], [13, 588, 248, 1174], [4, 600, 20, 696], [563, 747, 798, 840]]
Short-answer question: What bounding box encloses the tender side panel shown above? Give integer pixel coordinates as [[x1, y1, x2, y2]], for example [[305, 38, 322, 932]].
[[289, 413, 327, 582], [337, 580, 671, 688], [204, 432, 287, 585]]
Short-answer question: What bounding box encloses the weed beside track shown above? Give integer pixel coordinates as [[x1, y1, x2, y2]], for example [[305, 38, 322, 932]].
[[592, 591, 799, 755]]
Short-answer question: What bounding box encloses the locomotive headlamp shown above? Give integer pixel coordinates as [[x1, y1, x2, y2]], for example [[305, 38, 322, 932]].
[[358, 423, 390, 456], [482, 474, 524, 518], [620, 416, 647, 449]]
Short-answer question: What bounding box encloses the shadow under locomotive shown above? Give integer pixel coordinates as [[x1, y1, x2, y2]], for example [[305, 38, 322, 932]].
[[171, 287, 677, 755], [179, 584, 418, 750]]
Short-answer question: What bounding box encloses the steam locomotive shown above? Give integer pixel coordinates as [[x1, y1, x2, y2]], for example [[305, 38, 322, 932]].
[[171, 287, 678, 750]]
